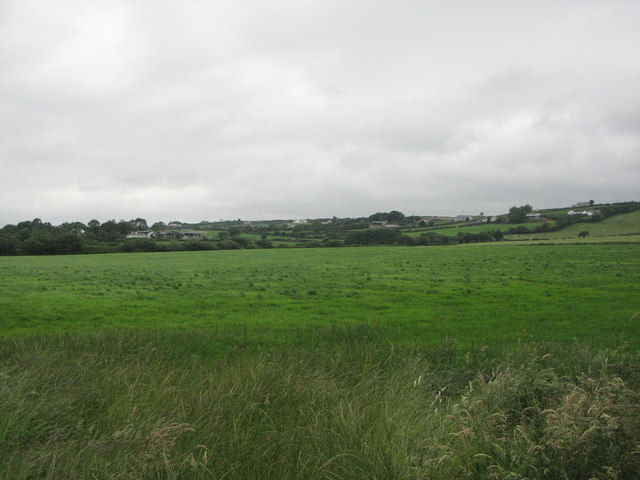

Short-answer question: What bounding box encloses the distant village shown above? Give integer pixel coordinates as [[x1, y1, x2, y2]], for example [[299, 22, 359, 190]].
[[126, 200, 600, 239], [3, 199, 635, 256]]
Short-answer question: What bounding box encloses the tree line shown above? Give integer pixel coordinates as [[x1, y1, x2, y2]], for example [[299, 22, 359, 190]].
[[0, 217, 281, 256], [1, 202, 638, 255]]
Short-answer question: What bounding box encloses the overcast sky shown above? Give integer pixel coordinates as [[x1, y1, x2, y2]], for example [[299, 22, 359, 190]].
[[1, 0, 639, 225]]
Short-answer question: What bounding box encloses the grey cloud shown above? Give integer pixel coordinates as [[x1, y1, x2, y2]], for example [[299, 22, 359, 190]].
[[1, 0, 639, 225]]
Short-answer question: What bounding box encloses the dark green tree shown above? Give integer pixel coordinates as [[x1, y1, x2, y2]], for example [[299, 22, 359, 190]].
[[507, 205, 533, 224], [0, 234, 19, 255], [368, 212, 388, 221], [387, 210, 405, 223]]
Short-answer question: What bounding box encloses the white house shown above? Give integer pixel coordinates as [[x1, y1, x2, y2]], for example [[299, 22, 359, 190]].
[[179, 231, 203, 239], [126, 231, 155, 239], [568, 210, 595, 216]]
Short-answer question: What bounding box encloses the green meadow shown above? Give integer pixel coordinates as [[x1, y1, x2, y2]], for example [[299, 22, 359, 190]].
[[1, 244, 638, 348], [506, 209, 640, 241], [404, 221, 553, 237], [2, 243, 640, 479]]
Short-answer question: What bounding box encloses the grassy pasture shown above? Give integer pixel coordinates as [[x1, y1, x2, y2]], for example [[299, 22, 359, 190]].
[[506, 209, 640, 242], [2, 243, 640, 479], [403, 221, 553, 237], [1, 244, 638, 349], [505, 234, 640, 245]]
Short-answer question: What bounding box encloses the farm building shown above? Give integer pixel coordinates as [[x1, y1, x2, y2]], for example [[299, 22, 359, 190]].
[[568, 210, 596, 216], [369, 221, 399, 229], [126, 231, 155, 239], [179, 231, 203, 239]]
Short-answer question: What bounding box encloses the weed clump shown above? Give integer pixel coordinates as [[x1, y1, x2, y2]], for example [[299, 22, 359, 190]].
[[428, 344, 640, 479]]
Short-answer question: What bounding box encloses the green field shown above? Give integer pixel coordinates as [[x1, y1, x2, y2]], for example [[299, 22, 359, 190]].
[[404, 221, 553, 237], [506, 209, 640, 241], [1, 244, 638, 348], [2, 244, 640, 479]]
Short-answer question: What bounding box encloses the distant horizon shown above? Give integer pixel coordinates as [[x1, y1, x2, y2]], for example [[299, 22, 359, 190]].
[[2, 197, 635, 227]]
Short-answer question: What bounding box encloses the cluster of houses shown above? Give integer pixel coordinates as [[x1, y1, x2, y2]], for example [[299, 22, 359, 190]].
[[286, 219, 332, 228], [126, 231, 203, 240], [369, 221, 400, 229], [134, 202, 599, 238], [568, 210, 598, 216]]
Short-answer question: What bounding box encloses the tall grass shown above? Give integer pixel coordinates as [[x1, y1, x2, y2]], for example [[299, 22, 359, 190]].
[[2, 329, 639, 479]]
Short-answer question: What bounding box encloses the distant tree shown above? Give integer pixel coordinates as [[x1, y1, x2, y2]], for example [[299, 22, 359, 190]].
[[417, 232, 453, 245], [22, 232, 84, 255], [345, 228, 401, 245], [256, 237, 273, 249], [121, 238, 157, 253], [117, 220, 133, 235], [151, 221, 166, 232], [589, 199, 595, 206], [508, 205, 533, 224], [217, 239, 241, 250], [0, 234, 19, 255], [131, 218, 148, 230], [87, 219, 101, 234], [22, 233, 53, 255], [387, 210, 405, 223], [398, 235, 415, 246], [55, 233, 84, 253], [181, 240, 214, 251], [368, 212, 388, 221], [66, 221, 86, 233]]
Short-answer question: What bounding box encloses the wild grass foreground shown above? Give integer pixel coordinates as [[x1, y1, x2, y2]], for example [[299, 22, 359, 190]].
[[2, 328, 639, 479]]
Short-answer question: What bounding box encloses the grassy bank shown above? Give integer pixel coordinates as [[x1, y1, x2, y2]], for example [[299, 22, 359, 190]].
[[2, 329, 639, 479]]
